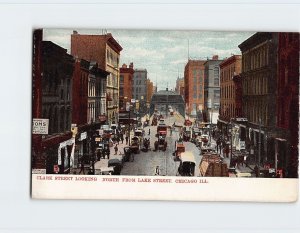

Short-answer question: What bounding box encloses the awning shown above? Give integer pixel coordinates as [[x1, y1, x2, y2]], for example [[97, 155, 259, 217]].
[[217, 119, 228, 124], [275, 138, 287, 142]]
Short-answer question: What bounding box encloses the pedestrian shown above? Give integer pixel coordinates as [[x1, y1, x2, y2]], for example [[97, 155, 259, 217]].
[[148, 128, 151, 135], [120, 133, 124, 144], [78, 159, 85, 175], [96, 149, 101, 161], [155, 166, 160, 175], [125, 135, 129, 145], [114, 144, 118, 155]]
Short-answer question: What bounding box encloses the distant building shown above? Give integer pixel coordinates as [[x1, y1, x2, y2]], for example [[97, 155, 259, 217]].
[[119, 63, 134, 111], [132, 69, 148, 113], [71, 31, 123, 124], [175, 77, 185, 98], [184, 60, 206, 117], [203, 55, 223, 123], [218, 55, 242, 132], [146, 79, 154, 108]]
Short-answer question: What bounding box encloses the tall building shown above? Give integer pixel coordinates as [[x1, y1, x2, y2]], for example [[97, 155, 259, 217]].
[[119, 63, 134, 110], [146, 79, 154, 108], [175, 77, 185, 98], [218, 55, 242, 130], [88, 62, 109, 124], [32, 38, 75, 173], [71, 31, 123, 125], [203, 55, 223, 122], [132, 69, 148, 113], [239, 32, 279, 168], [184, 60, 206, 117]]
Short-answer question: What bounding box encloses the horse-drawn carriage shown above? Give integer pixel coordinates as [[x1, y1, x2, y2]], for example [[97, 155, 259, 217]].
[[173, 140, 185, 160], [130, 136, 140, 154], [141, 137, 151, 152], [154, 131, 167, 151]]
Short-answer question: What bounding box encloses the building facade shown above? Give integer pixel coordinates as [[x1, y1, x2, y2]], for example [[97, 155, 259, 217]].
[[71, 31, 122, 125], [32, 38, 75, 174], [276, 32, 299, 178], [219, 55, 242, 122], [146, 79, 154, 110], [119, 63, 134, 111], [132, 69, 148, 113], [175, 77, 185, 98], [72, 59, 89, 126], [239, 32, 279, 171], [203, 56, 222, 123], [88, 62, 109, 125], [184, 60, 206, 117]]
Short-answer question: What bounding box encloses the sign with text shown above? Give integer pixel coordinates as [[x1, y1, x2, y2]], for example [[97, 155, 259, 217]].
[[32, 118, 49, 135]]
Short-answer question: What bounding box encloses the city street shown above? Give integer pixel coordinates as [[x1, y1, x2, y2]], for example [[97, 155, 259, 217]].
[[122, 114, 203, 176], [94, 112, 203, 176]]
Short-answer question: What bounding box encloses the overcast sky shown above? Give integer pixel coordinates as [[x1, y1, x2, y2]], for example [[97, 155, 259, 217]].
[[44, 29, 254, 90]]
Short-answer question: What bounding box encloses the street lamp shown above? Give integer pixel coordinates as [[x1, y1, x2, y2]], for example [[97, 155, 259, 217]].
[[208, 99, 212, 143], [228, 119, 233, 162]]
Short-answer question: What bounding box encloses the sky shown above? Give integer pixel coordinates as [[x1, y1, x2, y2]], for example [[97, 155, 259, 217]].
[[44, 29, 255, 90]]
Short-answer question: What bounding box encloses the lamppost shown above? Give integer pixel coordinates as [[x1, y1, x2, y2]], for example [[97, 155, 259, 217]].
[[258, 118, 262, 176], [228, 120, 233, 161], [208, 99, 212, 143]]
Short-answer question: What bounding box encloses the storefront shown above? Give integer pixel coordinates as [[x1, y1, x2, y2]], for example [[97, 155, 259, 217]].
[[41, 132, 73, 174]]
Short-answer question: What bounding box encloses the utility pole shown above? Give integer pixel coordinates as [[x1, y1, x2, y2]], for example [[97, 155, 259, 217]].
[[258, 118, 262, 176]]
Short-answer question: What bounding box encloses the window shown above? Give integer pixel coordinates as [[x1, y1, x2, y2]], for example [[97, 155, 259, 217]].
[[214, 90, 220, 99], [193, 69, 197, 76], [193, 77, 197, 84], [120, 75, 124, 85], [214, 77, 219, 86]]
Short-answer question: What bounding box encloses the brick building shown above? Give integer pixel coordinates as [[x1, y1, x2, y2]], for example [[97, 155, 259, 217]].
[[71, 31, 122, 125], [238, 32, 299, 178], [184, 60, 206, 117], [276, 32, 299, 178], [72, 59, 89, 126], [32, 35, 75, 174], [175, 77, 185, 98], [218, 55, 242, 134], [146, 79, 154, 108], [119, 63, 134, 110]]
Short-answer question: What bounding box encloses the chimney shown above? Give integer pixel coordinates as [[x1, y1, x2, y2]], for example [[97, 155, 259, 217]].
[[212, 55, 219, 60], [129, 62, 134, 69], [122, 64, 127, 68], [73, 30, 78, 35]]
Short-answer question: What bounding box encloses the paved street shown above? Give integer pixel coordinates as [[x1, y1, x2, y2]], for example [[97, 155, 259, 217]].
[[91, 112, 203, 176], [120, 113, 203, 176]]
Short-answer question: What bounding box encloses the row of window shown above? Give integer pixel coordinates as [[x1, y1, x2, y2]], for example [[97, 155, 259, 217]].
[[243, 74, 268, 96], [87, 100, 106, 124], [106, 48, 119, 68], [242, 43, 269, 72], [42, 104, 71, 134], [221, 84, 235, 99], [220, 65, 236, 83], [221, 103, 239, 118], [107, 73, 118, 87], [244, 100, 268, 125]]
